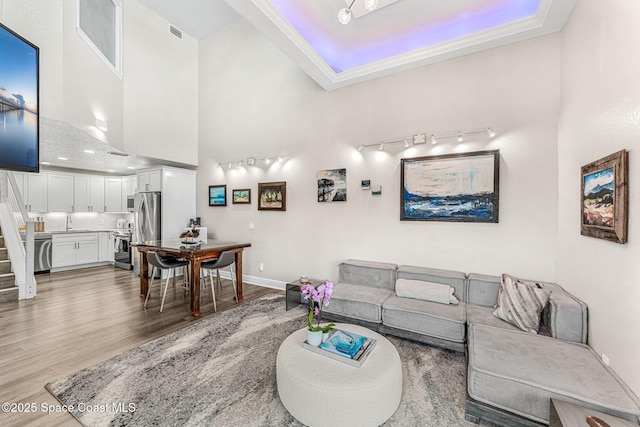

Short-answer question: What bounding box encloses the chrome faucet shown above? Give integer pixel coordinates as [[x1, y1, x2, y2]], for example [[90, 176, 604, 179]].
[[66, 214, 72, 231]]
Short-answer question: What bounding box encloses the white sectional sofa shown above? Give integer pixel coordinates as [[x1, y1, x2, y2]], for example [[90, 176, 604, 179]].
[[321, 259, 640, 426]]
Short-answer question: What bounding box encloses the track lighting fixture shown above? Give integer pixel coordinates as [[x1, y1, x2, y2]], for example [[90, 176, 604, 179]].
[[338, 0, 356, 24], [355, 127, 496, 151], [216, 155, 285, 168]]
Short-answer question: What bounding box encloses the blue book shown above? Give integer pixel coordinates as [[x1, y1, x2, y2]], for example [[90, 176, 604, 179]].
[[321, 330, 368, 359]]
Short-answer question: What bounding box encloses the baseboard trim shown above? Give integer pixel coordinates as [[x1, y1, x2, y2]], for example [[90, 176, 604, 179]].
[[217, 270, 286, 291]]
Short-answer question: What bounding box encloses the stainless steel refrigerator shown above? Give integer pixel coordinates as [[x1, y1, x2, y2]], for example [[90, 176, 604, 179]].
[[133, 191, 161, 276]]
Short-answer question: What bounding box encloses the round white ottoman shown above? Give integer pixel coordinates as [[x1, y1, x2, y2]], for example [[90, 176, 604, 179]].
[[276, 323, 402, 427]]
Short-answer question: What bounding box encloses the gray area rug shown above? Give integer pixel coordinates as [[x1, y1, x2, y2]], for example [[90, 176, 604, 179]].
[[46, 295, 481, 426]]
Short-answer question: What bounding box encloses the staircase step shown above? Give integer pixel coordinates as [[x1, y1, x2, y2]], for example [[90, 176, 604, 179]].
[[0, 286, 19, 303], [0, 248, 7, 261], [0, 260, 11, 274], [0, 273, 16, 290]]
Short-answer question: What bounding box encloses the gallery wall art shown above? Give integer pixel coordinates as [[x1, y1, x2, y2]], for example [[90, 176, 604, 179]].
[[581, 149, 627, 244], [317, 168, 347, 202], [232, 189, 251, 204], [208, 185, 227, 206], [401, 150, 500, 222], [258, 181, 286, 211]]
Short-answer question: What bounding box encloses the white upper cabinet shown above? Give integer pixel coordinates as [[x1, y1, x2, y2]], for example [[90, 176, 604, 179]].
[[137, 169, 162, 192], [47, 173, 74, 212], [74, 176, 105, 212], [104, 177, 122, 212], [13, 172, 48, 212]]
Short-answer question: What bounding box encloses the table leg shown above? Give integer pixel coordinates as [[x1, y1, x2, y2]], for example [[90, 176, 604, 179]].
[[190, 258, 201, 317], [139, 251, 149, 298], [235, 249, 244, 301]]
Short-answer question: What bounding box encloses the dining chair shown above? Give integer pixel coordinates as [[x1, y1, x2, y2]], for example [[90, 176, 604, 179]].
[[200, 250, 237, 312], [144, 251, 190, 312]]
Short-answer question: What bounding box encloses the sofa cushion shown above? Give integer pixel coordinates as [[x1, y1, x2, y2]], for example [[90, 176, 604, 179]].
[[323, 283, 392, 323], [466, 273, 500, 307], [492, 274, 551, 333], [468, 324, 640, 424], [397, 265, 466, 302], [339, 260, 397, 291], [395, 278, 459, 305], [382, 294, 466, 343]]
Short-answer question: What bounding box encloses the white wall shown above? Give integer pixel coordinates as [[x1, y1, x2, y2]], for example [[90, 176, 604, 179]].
[[198, 20, 561, 286], [123, 1, 199, 166], [558, 0, 640, 396], [2, 0, 198, 164]]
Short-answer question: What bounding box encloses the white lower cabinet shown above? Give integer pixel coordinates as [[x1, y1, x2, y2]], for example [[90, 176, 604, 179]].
[[52, 233, 99, 269], [98, 232, 115, 263]]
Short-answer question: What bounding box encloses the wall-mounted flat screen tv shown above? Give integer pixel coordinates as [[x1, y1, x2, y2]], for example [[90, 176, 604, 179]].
[[0, 22, 39, 173]]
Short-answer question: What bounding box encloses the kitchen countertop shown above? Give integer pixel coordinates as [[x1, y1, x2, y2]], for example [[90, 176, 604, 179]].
[[21, 229, 134, 238]]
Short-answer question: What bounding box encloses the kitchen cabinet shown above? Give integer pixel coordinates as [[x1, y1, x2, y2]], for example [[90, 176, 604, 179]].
[[121, 176, 136, 207], [47, 173, 74, 212], [13, 172, 48, 212], [104, 177, 122, 212], [137, 169, 161, 192], [52, 233, 99, 268], [98, 232, 115, 263], [74, 176, 105, 212]]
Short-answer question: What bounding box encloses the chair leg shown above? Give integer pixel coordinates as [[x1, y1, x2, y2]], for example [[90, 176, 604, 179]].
[[229, 265, 238, 302], [144, 266, 156, 308], [209, 269, 217, 312], [160, 268, 173, 312]]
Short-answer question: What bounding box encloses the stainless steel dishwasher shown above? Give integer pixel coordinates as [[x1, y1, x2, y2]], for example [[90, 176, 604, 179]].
[[21, 233, 53, 273]]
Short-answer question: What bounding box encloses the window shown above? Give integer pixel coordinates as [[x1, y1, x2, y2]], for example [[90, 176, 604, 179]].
[[76, 0, 122, 78]]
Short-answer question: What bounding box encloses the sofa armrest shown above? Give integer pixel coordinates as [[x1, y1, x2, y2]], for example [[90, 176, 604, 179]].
[[541, 282, 588, 344]]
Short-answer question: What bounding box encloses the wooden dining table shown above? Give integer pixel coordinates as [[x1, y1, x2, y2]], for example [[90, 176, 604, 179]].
[[132, 239, 251, 317]]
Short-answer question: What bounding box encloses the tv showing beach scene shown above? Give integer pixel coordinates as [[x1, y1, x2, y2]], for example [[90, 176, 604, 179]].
[[0, 22, 39, 173]]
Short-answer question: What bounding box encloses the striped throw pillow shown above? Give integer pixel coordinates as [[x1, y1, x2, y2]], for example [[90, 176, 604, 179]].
[[492, 274, 551, 333]]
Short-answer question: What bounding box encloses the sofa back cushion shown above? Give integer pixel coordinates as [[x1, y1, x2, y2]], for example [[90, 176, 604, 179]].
[[396, 265, 466, 301], [338, 259, 397, 291]]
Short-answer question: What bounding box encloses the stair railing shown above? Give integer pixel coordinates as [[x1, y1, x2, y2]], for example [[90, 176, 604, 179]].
[[0, 170, 36, 299]]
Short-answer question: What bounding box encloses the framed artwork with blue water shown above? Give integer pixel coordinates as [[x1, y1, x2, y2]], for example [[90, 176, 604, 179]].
[[0, 22, 40, 173], [401, 150, 500, 222], [209, 185, 227, 206]]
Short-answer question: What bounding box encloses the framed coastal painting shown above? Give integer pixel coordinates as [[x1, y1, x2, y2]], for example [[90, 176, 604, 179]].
[[208, 185, 227, 206], [401, 150, 499, 222], [258, 181, 286, 211], [232, 189, 251, 204], [317, 168, 347, 202], [581, 150, 628, 244]]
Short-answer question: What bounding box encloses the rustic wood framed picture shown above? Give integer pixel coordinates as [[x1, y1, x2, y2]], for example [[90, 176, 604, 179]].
[[208, 185, 227, 206], [258, 181, 286, 211], [581, 149, 628, 244], [232, 189, 251, 204], [401, 150, 499, 222]]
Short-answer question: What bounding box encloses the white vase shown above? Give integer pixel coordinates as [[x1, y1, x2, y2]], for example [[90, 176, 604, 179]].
[[307, 330, 323, 347]]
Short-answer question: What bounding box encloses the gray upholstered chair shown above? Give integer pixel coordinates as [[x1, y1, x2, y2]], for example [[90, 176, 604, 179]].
[[144, 251, 190, 312], [200, 250, 237, 312]]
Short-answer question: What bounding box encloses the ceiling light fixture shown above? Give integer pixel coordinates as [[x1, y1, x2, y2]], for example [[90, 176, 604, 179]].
[[84, 149, 95, 154], [364, 0, 379, 11], [338, 0, 356, 24], [57, 157, 68, 161], [355, 127, 496, 151], [247, 157, 256, 166]]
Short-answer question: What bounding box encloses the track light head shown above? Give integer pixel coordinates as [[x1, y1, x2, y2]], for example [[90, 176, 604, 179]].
[[487, 127, 496, 138], [457, 132, 464, 143], [431, 134, 437, 145], [364, 0, 379, 11], [378, 142, 385, 151], [357, 144, 365, 152]]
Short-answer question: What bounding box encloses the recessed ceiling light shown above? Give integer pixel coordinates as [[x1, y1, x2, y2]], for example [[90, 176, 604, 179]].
[[127, 166, 135, 170], [57, 157, 68, 161], [41, 161, 50, 165], [84, 150, 95, 154], [107, 169, 115, 172]]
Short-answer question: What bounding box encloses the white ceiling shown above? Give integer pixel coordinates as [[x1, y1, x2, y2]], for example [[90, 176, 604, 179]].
[[141, 0, 575, 90]]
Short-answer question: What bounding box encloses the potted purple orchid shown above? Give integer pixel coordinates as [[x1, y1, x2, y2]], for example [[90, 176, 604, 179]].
[[300, 281, 336, 346]]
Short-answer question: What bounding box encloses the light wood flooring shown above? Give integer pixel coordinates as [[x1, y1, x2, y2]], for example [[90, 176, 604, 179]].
[[0, 266, 279, 426]]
